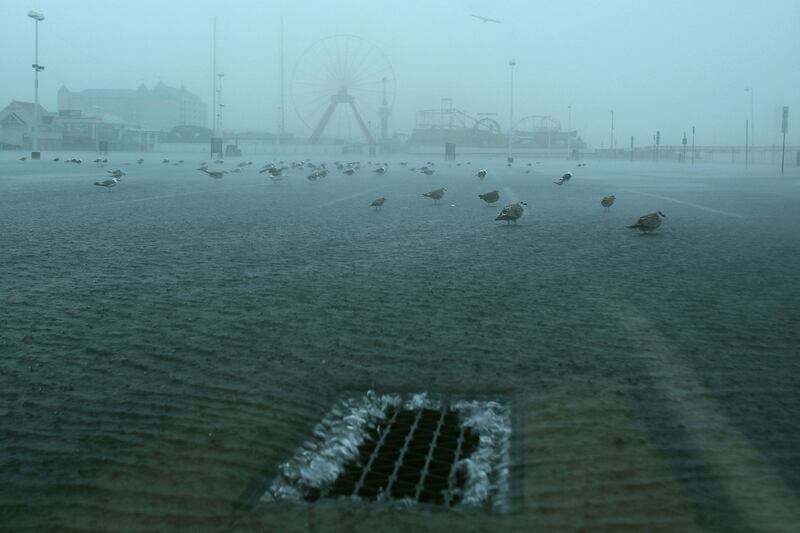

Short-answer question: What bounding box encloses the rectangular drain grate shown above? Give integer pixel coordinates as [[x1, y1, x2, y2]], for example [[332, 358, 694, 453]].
[[262, 392, 512, 511]]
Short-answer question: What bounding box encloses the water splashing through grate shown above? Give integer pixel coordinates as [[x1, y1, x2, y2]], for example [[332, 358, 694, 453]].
[[262, 392, 512, 511]]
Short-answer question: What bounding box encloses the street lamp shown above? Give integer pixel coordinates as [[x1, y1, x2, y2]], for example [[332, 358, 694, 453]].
[[610, 109, 614, 151], [28, 10, 45, 159], [744, 87, 754, 161], [508, 59, 516, 162], [567, 105, 572, 157]]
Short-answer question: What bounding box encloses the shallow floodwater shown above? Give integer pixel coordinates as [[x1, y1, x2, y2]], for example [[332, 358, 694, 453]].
[[1, 154, 799, 531]]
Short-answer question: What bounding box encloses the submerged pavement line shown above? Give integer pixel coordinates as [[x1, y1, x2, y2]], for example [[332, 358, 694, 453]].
[[77, 189, 217, 209], [610, 301, 800, 530], [308, 186, 387, 210], [620, 189, 741, 218]]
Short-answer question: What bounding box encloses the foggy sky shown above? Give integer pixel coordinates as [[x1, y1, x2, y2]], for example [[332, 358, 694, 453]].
[[1, 0, 797, 147]]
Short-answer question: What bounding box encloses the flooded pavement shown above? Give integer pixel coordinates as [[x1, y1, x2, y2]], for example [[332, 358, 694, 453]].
[[1, 154, 799, 531]]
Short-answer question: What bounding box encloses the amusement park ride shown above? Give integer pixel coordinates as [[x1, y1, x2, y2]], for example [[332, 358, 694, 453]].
[[291, 35, 395, 145], [288, 34, 579, 149], [410, 100, 578, 149]]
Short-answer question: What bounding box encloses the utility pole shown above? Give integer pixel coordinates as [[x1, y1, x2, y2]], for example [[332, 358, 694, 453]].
[[212, 17, 217, 134], [691, 125, 695, 165], [745, 119, 749, 168], [279, 16, 285, 144], [610, 109, 614, 152], [28, 11, 45, 159], [781, 106, 789, 175], [745, 87, 754, 159], [567, 105, 572, 158], [508, 59, 516, 162]]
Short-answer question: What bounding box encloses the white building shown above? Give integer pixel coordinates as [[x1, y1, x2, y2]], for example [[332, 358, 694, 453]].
[[57, 82, 208, 132]]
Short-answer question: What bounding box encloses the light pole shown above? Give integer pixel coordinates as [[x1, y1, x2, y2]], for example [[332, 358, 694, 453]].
[[508, 59, 516, 162], [28, 11, 45, 159], [279, 16, 285, 143], [610, 109, 614, 152], [212, 17, 217, 135], [744, 87, 754, 159], [567, 105, 572, 158], [216, 73, 225, 133]]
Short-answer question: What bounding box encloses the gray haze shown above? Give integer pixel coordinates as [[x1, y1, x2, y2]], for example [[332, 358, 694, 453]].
[[1, 0, 797, 147]]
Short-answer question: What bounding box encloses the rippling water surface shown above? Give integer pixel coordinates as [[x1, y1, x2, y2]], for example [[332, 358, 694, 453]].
[[1, 155, 799, 531]]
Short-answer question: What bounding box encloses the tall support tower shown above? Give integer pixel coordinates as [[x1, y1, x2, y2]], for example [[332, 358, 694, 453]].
[[379, 76, 390, 142]]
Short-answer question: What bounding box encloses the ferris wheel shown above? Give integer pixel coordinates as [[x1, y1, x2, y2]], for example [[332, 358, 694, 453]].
[[291, 35, 396, 144]]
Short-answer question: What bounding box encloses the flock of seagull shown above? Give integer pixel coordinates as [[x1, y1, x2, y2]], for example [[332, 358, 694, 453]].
[[19, 154, 667, 232]]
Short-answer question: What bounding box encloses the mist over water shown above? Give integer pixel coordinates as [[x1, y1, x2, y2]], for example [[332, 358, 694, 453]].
[[2, 152, 799, 530], [1, 1, 800, 531]]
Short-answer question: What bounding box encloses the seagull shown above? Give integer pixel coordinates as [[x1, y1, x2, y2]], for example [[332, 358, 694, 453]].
[[107, 169, 126, 179], [601, 194, 616, 210], [423, 188, 447, 204], [19, 157, 27, 161], [577, 163, 587, 167], [627, 211, 666, 233], [52, 157, 60, 162], [371, 197, 386, 209], [419, 168, 435, 176], [236, 161, 249, 168], [373, 166, 387, 175], [161, 159, 170, 164], [94, 178, 118, 188], [478, 190, 500, 205], [343, 168, 356, 176], [554, 172, 573, 185], [476, 169, 488, 179], [199, 168, 224, 179], [495, 201, 527, 224], [136, 158, 144, 164], [472, 14, 501, 23]]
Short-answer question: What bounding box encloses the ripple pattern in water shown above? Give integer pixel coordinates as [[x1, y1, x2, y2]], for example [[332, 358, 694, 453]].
[[1, 158, 800, 531]]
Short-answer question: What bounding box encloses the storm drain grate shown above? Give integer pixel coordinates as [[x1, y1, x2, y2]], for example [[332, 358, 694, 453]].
[[262, 392, 512, 511]]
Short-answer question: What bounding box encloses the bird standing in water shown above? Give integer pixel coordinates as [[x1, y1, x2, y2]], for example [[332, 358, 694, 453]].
[[423, 188, 446, 204], [601, 194, 616, 210], [478, 190, 500, 205], [94, 178, 119, 188], [495, 201, 527, 224], [554, 172, 572, 185], [371, 197, 386, 209], [627, 211, 665, 232], [199, 168, 224, 179]]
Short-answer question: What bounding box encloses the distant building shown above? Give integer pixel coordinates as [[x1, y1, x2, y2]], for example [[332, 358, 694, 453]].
[[0, 100, 61, 149], [57, 82, 208, 132], [0, 100, 157, 152]]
